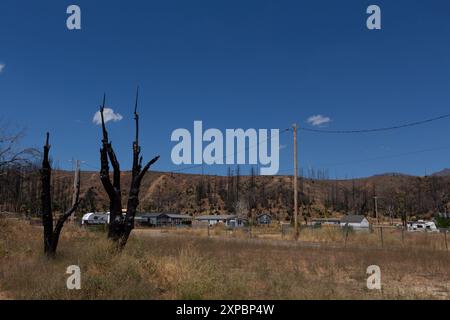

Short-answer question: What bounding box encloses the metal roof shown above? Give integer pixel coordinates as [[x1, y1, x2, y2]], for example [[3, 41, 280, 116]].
[[340, 215, 367, 223], [138, 213, 192, 219], [163, 213, 192, 219], [196, 215, 237, 220], [138, 213, 164, 218], [311, 218, 340, 221]]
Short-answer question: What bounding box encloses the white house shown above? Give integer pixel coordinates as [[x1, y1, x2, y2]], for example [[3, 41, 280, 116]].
[[340, 215, 370, 229]]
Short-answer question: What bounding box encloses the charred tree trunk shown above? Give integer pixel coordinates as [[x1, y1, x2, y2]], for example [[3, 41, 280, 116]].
[[40, 133, 81, 257], [41, 133, 53, 254], [99, 89, 159, 249]]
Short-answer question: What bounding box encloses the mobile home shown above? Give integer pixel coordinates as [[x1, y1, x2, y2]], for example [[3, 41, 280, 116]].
[[81, 212, 109, 225]]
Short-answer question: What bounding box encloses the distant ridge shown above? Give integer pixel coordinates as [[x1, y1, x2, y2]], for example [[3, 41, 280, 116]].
[[431, 168, 450, 177], [371, 172, 411, 178]]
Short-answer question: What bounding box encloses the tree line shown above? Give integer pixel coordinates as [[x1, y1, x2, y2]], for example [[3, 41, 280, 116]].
[[1, 101, 450, 256]]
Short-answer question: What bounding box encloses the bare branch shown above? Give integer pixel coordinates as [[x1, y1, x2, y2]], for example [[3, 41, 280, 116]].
[[0, 122, 40, 169], [134, 86, 140, 146], [100, 93, 108, 144], [100, 147, 116, 199], [137, 155, 160, 185], [52, 164, 81, 252], [98, 94, 117, 198], [107, 145, 121, 191]]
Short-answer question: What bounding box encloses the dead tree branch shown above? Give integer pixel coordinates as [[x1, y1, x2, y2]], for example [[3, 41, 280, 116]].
[[99, 89, 159, 249], [40, 133, 81, 257]]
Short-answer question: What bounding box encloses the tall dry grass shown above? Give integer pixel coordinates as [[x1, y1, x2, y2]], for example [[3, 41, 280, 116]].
[[0, 217, 449, 300], [169, 224, 449, 251]]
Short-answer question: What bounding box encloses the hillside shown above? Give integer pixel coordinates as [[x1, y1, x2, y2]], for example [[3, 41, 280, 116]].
[[52, 170, 450, 221], [1, 167, 449, 220]]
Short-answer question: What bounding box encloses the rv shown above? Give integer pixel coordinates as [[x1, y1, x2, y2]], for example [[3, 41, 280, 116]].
[[407, 220, 439, 232], [81, 212, 109, 225]]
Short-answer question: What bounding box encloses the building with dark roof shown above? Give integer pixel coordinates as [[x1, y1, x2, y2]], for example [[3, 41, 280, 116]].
[[136, 213, 192, 227], [339, 215, 370, 229]]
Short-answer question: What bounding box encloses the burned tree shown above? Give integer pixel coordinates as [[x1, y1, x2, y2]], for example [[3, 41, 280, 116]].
[[41, 133, 81, 256], [99, 91, 159, 249], [0, 121, 40, 170]]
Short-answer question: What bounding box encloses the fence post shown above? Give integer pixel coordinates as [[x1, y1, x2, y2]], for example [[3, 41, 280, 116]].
[[344, 226, 349, 248], [380, 226, 384, 248], [444, 230, 448, 252]]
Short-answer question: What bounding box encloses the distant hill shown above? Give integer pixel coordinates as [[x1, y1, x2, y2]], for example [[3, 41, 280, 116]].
[[3, 168, 449, 220], [47, 169, 450, 220], [432, 168, 450, 177], [371, 172, 411, 178]]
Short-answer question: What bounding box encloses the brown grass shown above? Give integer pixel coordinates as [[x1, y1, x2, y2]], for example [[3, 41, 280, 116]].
[[0, 217, 449, 300]]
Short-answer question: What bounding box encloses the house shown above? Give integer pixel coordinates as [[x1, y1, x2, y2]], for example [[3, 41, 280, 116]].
[[157, 213, 193, 227], [195, 215, 247, 228], [81, 212, 109, 225], [135, 213, 163, 227], [340, 215, 370, 229], [136, 213, 192, 227], [311, 218, 341, 227], [228, 216, 248, 228], [256, 213, 272, 225]]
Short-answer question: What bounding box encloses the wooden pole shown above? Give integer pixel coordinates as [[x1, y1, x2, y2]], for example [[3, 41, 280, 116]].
[[374, 196, 379, 223], [70, 160, 80, 224], [444, 230, 448, 252], [293, 124, 299, 240], [344, 226, 349, 248], [380, 226, 384, 248]]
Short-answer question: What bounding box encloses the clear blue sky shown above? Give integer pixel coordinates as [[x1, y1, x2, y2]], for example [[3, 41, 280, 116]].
[[1, 0, 450, 178]]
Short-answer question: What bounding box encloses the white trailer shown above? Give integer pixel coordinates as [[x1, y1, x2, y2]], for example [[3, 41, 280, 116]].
[[407, 220, 439, 232], [81, 212, 110, 225]]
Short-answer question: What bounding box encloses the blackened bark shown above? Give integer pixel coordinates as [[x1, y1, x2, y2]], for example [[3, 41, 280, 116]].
[[99, 89, 159, 249], [41, 133, 53, 255], [52, 166, 80, 252], [40, 133, 81, 257]]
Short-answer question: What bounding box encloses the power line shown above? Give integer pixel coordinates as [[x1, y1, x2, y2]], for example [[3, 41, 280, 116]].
[[319, 144, 450, 167], [81, 162, 100, 171], [299, 113, 450, 134]]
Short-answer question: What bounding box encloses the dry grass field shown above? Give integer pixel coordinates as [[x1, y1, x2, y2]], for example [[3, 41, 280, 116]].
[[0, 217, 449, 300]]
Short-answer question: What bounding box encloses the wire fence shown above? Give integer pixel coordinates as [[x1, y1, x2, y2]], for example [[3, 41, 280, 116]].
[[162, 223, 450, 252]]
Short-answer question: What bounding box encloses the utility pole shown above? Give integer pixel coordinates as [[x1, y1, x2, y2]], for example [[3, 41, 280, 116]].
[[293, 124, 299, 239], [374, 196, 379, 223], [70, 160, 80, 224]]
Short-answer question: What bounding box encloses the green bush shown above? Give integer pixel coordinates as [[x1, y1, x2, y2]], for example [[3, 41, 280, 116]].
[[435, 217, 450, 228]]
